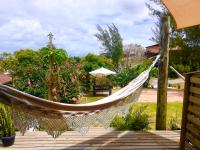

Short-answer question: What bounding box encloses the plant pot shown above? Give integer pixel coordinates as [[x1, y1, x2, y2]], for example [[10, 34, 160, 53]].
[[1, 136, 15, 147]]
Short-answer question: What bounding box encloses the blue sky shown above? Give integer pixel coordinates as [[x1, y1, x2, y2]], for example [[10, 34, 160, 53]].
[[0, 0, 157, 56]]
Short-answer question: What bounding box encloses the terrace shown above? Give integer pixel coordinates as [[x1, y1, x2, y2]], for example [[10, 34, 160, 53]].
[[0, 128, 180, 150], [0, 1, 200, 150]]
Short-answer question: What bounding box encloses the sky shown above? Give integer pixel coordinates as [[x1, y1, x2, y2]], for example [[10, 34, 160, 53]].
[[0, 0, 157, 56]]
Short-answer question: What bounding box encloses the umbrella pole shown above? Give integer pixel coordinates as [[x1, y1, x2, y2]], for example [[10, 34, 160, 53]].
[[156, 15, 170, 130]]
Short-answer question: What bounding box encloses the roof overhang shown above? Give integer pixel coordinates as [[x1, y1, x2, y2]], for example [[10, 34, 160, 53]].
[[162, 0, 200, 29]]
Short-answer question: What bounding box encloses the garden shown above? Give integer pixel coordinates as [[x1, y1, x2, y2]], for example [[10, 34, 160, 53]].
[[0, 2, 200, 147]]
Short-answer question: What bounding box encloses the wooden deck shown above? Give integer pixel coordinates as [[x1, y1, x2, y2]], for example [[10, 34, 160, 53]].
[[0, 128, 180, 150]]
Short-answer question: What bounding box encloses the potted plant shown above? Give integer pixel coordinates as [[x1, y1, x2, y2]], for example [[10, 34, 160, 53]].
[[0, 104, 15, 147]]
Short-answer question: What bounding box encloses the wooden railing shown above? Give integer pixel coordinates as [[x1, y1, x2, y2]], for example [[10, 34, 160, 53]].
[[180, 71, 200, 150]]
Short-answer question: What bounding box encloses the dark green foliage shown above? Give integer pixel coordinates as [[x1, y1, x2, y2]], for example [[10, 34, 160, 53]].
[[150, 67, 158, 78], [169, 49, 200, 72], [168, 49, 200, 78], [9, 49, 48, 98], [112, 68, 133, 87], [0, 48, 80, 103], [111, 44, 123, 70], [111, 105, 150, 131], [113, 60, 151, 87], [95, 25, 112, 58], [38, 47, 68, 101], [169, 64, 191, 78], [81, 53, 113, 72], [39, 47, 68, 66], [59, 60, 80, 104], [95, 24, 123, 69], [0, 104, 15, 137]]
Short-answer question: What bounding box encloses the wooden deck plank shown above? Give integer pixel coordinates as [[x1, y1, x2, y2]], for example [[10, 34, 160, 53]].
[[0, 128, 180, 150]]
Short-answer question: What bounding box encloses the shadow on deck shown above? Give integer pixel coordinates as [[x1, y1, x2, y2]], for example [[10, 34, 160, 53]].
[[0, 128, 180, 150]]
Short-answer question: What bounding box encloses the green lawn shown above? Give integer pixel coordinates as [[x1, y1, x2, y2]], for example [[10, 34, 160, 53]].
[[80, 88, 120, 104], [80, 95, 105, 104], [130, 102, 183, 129], [80, 92, 183, 130]]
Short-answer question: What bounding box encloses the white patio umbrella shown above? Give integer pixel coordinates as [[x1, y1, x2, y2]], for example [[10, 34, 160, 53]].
[[162, 0, 200, 29], [89, 67, 116, 77]]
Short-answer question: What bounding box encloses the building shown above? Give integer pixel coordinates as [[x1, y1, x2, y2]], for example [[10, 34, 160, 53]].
[[145, 44, 181, 58], [0, 73, 11, 84], [145, 44, 160, 58]]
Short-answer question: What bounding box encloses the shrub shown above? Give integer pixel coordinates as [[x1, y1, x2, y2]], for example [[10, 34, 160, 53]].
[[168, 118, 180, 130], [110, 115, 126, 130], [169, 49, 200, 78], [150, 67, 158, 78], [112, 68, 132, 87], [168, 64, 191, 78], [113, 60, 152, 87], [168, 110, 181, 130], [111, 105, 150, 131], [0, 104, 15, 137]]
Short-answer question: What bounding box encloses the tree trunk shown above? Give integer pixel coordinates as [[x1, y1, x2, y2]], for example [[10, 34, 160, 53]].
[[47, 56, 60, 102], [156, 15, 170, 130]]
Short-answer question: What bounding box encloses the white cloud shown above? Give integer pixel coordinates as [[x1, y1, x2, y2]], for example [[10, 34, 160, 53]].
[[0, 0, 157, 56]]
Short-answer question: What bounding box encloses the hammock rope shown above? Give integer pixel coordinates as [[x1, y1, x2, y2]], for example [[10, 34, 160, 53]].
[[169, 65, 185, 80], [0, 55, 160, 138]]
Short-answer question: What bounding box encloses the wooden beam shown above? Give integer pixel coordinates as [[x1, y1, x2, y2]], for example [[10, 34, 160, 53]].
[[156, 15, 170, 130]]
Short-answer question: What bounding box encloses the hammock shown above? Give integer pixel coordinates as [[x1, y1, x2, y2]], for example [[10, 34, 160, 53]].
[[0, 55, 160, 138]]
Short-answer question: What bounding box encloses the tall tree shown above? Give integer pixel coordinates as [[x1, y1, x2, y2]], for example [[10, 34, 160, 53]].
[[0, 45, 80, 104], [45, 32, 68, 101], [0, 49, 47, 97], [146, 0, 169, 43], [95, 24, 123, 70]]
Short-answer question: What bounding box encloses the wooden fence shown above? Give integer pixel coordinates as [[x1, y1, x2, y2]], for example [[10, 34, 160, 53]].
[[180, 71, 200, 150]]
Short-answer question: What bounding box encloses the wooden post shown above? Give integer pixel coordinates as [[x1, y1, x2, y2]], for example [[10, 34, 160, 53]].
[[156, 16, 170, 130], [179, 73, 191, 149]]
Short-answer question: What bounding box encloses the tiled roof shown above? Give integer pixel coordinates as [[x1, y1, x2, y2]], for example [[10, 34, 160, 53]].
[[145, 44, 159, 48], [145, 44, 181, 54], [146, 44, 160, 54], [0, 74, 11, 84]]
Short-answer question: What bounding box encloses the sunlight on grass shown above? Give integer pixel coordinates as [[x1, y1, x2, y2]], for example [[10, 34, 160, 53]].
[[80, 95, 105, 104], [80, 88, 120, 104], [131, 102, 183, 129], [79, 90, 183, 130]]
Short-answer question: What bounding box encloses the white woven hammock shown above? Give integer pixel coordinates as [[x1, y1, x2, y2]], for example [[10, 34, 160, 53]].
[[0, 55, 160, 138]]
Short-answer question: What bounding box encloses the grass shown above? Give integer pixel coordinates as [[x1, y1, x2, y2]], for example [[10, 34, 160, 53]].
[[80, 94, 105, 104], [168, 82, 184, 90], [129, 102, 183, 129], [79, 89, 183, 130], [79, 88, 120, 104]]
